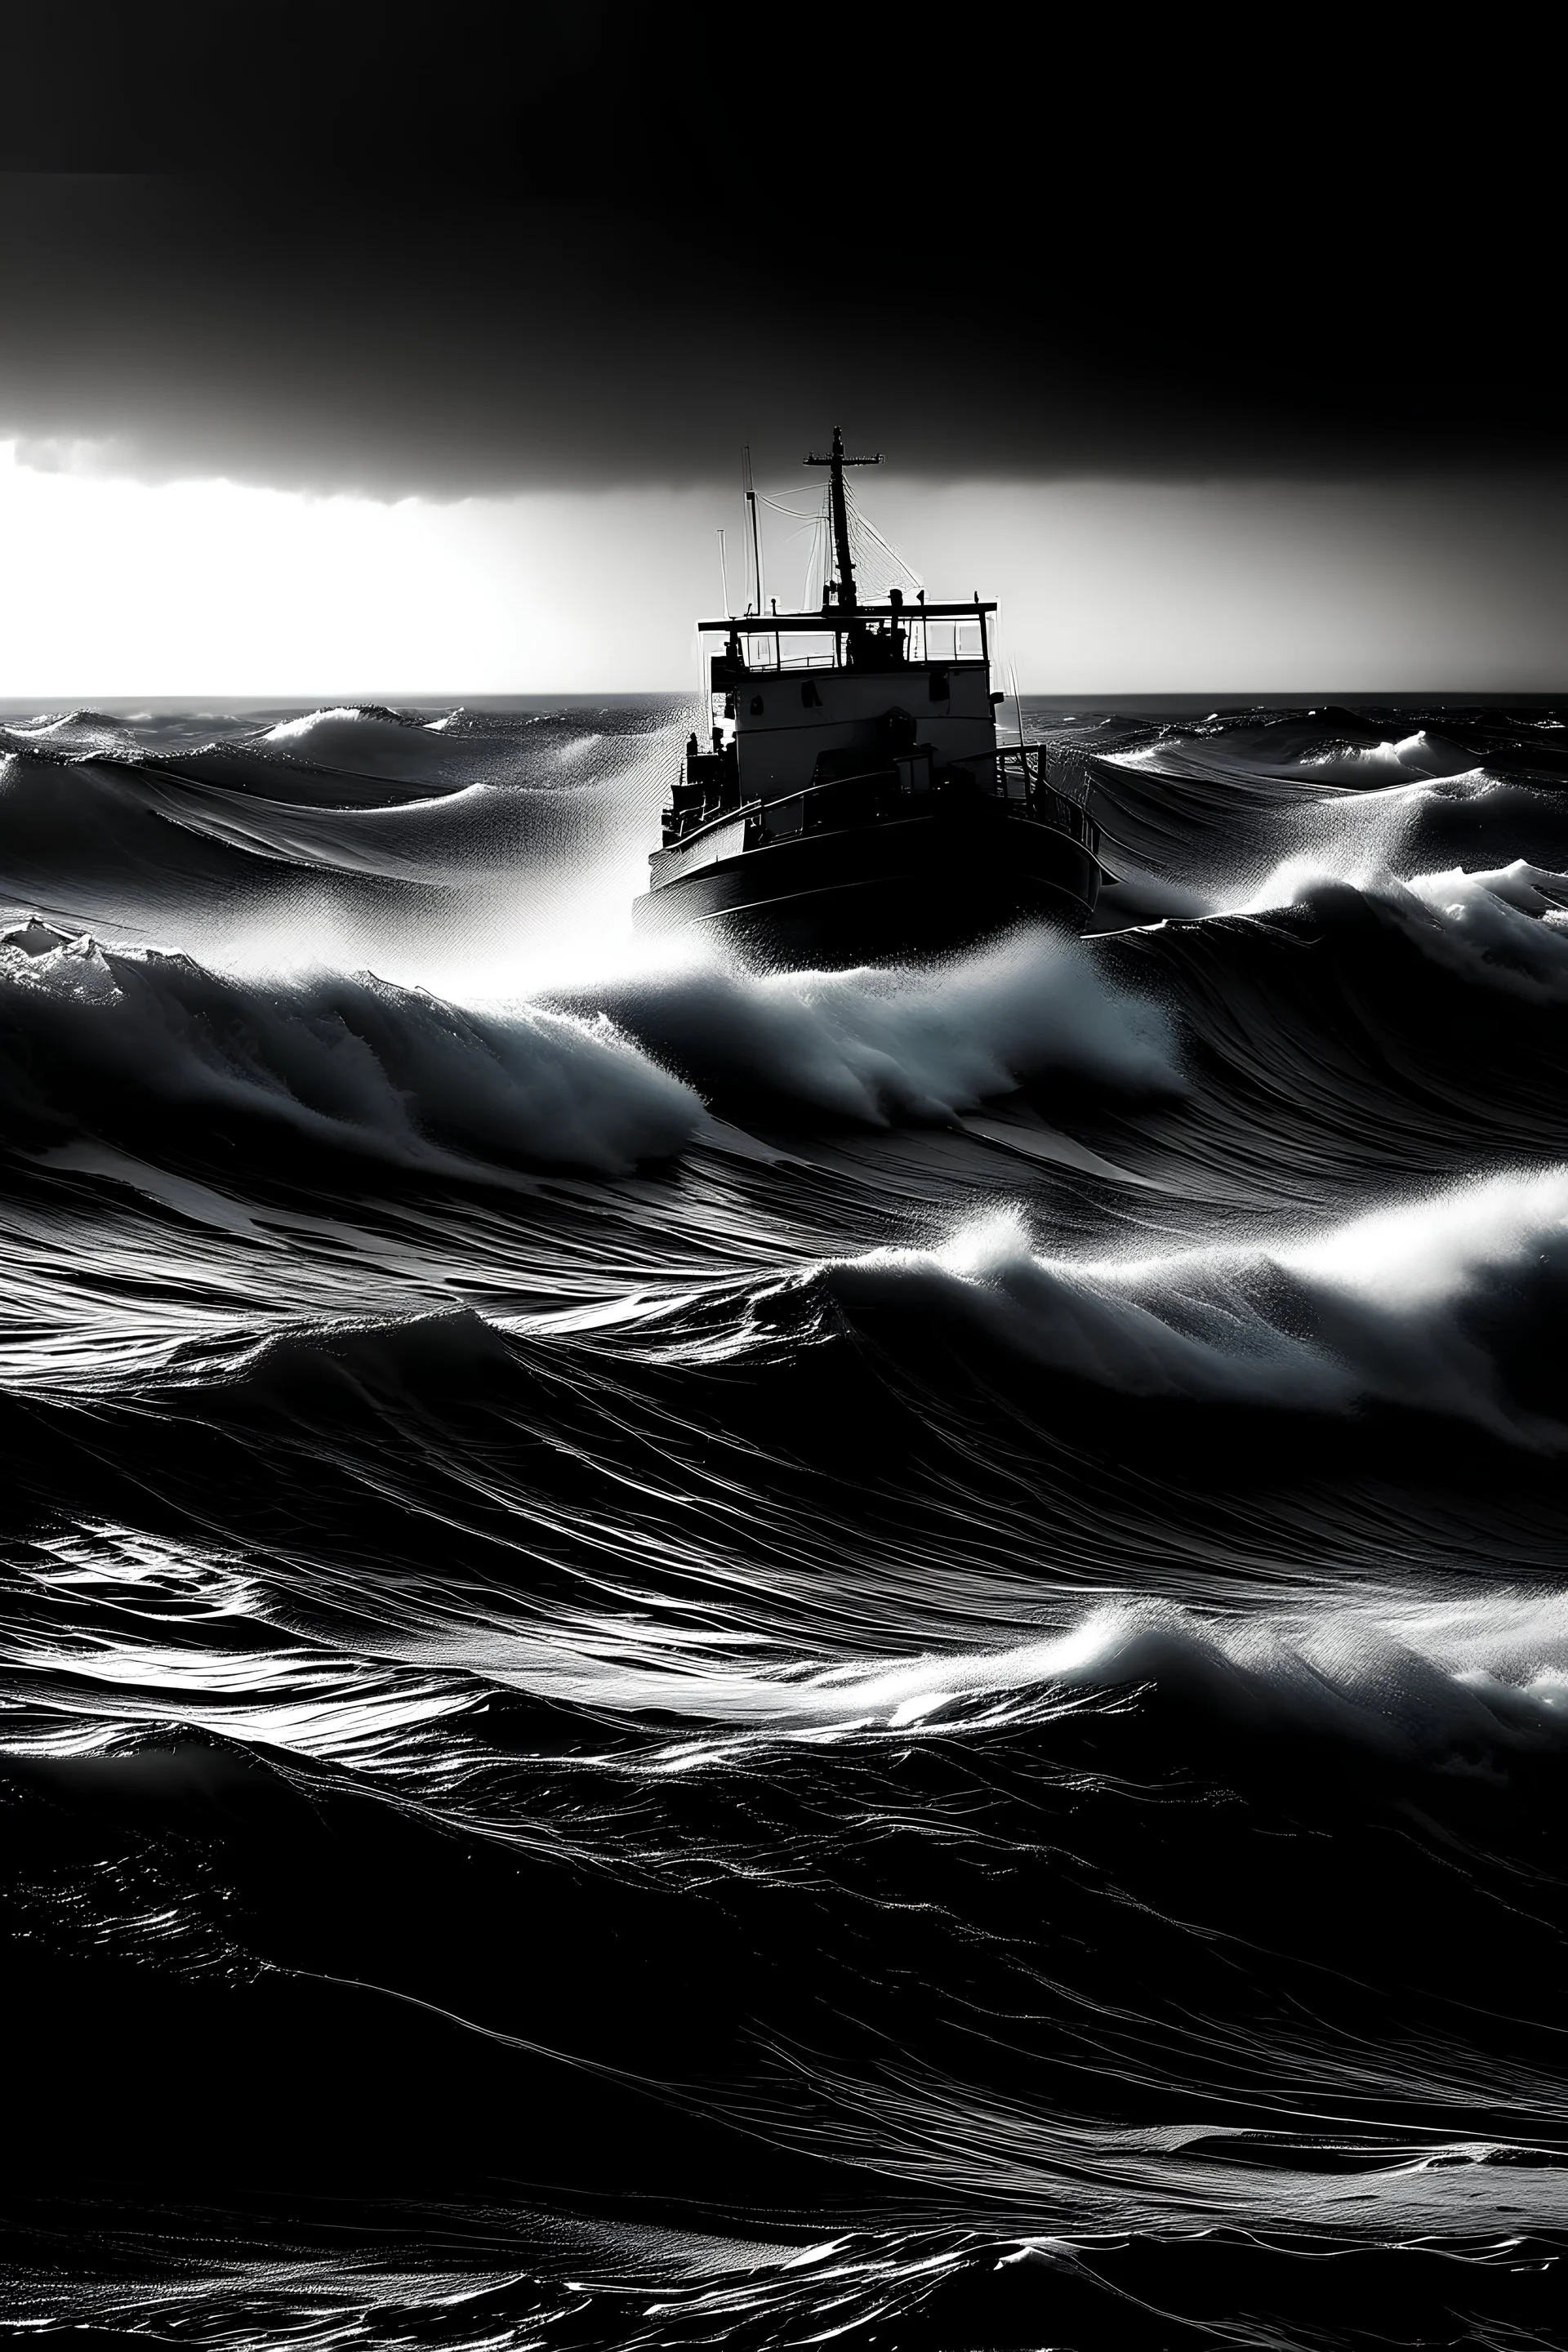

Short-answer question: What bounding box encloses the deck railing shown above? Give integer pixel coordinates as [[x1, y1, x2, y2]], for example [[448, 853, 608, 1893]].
[[661, 743, 1099, 857], [726, 623, 991, 677]]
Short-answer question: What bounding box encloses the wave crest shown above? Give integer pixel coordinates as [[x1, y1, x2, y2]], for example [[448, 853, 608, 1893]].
[[817, 1171, 1568, 1439], [579, 932, 1184, 1124], [0, 930, 702, 1174]]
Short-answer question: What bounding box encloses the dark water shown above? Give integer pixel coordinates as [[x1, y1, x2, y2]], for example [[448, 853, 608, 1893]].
[[5, 693, 1568, 2347]]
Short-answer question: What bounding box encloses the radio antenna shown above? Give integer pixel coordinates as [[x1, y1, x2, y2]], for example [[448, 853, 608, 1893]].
[[743, 447, 764, 616]]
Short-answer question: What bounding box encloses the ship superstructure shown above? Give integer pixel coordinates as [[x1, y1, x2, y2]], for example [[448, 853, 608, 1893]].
[[635, 429, 1102, 962]]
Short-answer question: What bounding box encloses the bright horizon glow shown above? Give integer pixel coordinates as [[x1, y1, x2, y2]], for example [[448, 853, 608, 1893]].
[[2, 442, 1564, 699]]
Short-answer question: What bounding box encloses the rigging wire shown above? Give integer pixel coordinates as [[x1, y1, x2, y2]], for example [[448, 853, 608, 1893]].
[[755, 479, 925, 608], [843, 480, 924, 600]]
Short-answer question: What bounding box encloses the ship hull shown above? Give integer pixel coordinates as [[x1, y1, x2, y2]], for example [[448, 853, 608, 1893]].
[[635, 800, 1101, 966]]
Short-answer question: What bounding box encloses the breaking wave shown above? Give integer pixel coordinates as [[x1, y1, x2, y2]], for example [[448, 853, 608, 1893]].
[[656, 1588, 1568, 1762], [0, 924, 702, 1174], [7, 696, 1568, 2350], [0, 918, 1181, 1178], [577, 929, 1183, 1121], [1244, 857, 1568, 1000], [819, 1169, 1568, 1437]]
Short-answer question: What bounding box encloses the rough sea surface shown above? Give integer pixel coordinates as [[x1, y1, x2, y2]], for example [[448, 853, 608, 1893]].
[[4, 693, 1568, 2347]]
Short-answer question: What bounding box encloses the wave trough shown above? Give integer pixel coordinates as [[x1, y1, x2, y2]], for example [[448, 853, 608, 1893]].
[[7, 693, 1568, 2351]]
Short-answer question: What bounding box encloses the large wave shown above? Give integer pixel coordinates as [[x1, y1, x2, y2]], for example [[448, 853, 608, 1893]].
[[0, 701, 675, 992], [0, 921, 1182, 1178], [626, 1588, 1568, 1764], [1088, 706, 1568, 927], [1241, 858, 1568, 1000], [0, 925, 702, 1174], [11, 697, 1568, 2349], [816, 1169, 1568, 1438], [577, 929, 1183, 1123]]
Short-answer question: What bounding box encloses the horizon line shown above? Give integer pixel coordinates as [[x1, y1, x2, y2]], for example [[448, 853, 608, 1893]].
[[3, 687, 1566, 715]]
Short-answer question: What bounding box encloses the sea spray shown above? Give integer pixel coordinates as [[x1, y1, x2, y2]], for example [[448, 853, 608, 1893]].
[[575, 929, 1184, 1121]]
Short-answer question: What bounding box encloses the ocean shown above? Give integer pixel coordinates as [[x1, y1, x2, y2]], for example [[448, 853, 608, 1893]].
[[3, 693, 1568, 2346]]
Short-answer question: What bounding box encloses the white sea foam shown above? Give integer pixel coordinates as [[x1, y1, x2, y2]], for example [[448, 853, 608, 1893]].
[[1237, 856, 1568, 997], [1293, 729, 1485, 784], [818, 1169, 1568, 1438], [0, 932, 702, 1174], [1097, 742, 1539, 938], [255, 704, 460, 786], [13, 1525, 1568, 1779], [408, 1577, 1568, 1766], [590, 931, 1184, 1121], [0, 921, 1183, 1183]]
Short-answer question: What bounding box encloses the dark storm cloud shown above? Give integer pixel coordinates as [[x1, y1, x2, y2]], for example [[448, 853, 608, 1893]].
[[1, 4, 1557, 499]]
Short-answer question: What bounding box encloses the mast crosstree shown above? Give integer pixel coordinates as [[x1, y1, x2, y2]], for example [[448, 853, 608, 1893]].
[[805, 425, 881, 611]]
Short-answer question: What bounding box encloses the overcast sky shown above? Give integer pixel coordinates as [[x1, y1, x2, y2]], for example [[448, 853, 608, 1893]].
[[1, 4, 1559, 696]]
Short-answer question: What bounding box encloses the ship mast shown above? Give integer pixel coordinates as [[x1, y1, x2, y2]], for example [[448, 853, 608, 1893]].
[[805, 425, 880, 611]]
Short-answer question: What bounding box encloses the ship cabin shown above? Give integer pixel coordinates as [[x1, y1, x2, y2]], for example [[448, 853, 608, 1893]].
[[666, 591, 1008, 849]]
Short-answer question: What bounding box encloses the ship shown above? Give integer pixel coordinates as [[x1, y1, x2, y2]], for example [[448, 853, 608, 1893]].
[[633, 429, 1105, 965]]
